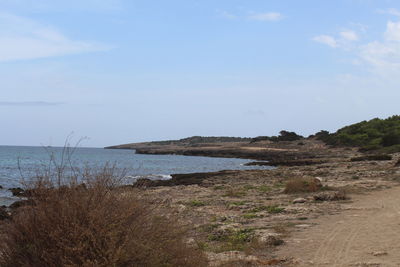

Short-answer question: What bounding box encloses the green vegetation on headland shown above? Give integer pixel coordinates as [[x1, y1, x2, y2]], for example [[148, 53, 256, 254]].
[[250, 115, 400, 153], [142, 136, 252, 145], [250, 130, 304, 143], [314, 115, 400, 152], [107, 115, 400, 154]]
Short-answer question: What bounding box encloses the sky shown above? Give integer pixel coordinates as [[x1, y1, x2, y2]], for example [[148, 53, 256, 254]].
[[1, 0, 400, 147]]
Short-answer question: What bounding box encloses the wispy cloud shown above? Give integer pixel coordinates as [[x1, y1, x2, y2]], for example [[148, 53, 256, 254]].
[[0, 13, 110, 62], [0, 101, 64, 106], [385, 21, 400, 41], [313, 29, 359, 49], [360, 21, 400, 72], [219, 10, 237, 20], [313, 35, 338, 48], [340, 30, 359, 41], [377, 8, 400, 17], [315, 19, 400, 77], [0, 0, 122, 13], [248, 12, 283, 22], [219, 10, 284, 22]]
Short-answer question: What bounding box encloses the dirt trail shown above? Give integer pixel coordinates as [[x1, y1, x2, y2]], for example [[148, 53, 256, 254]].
[[275, 186, 400, 267]]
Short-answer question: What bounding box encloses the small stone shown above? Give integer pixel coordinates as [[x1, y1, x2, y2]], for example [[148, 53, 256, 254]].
[[372, 251, 387, 256], [293, 198, 307, 204], [295, 224, 311, 228]]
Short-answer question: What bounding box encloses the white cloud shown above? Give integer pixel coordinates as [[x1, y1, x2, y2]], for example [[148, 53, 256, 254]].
[[357, 20, 400, 75], [314, 19, 400, 76], [340, 30, 359, 41], [385, 21, 400, 41], [0, 13, 109, 62], [219, 11, 237, 20], [312, 35, 338, 48], [0, 0, 122, 13], [378, 8, 400, 17], [248, 12, 283, 22], [313, 29, 360, 48]]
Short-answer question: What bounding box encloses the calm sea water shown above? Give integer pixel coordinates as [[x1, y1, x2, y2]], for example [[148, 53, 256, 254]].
[[0, 146, 270, 206]]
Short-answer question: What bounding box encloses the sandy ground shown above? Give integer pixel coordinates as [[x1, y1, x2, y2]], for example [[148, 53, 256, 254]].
[[275, 186, 400, 267]]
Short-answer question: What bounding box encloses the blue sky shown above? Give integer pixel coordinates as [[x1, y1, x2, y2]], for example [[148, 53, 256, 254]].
[[1, 0, 400, 147]]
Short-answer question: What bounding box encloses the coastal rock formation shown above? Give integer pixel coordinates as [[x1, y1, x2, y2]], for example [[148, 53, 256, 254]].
[[9, 187, 25, 197]]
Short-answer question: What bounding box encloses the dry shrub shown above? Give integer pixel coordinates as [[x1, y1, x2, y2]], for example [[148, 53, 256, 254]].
[[0, 164, 207, 267], [313, 190, 348, 201], [283, 177, 322, 194]]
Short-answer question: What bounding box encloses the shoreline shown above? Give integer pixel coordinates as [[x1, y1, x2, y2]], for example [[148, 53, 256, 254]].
[[3, 139, 400, 265]]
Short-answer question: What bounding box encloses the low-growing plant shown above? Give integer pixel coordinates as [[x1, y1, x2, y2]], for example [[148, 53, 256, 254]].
[[251, 205, 285, 214], [258, 185, 272, 193], [273, 182, 285, 188], [199, 223, 220, 233], [186, 199, 206, 207], [230, 201, 246, 206], [224, 187, 247, 198], [242, 185, 256, 190], [266, 205, 285, 214], [284, 177, 322, 194], [213, 185, 224, 190], [243, 213, 258, 219], [209, 228, 255, 252]]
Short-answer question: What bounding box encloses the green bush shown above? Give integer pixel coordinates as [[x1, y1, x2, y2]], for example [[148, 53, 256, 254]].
[[316, 115, 400, 152]]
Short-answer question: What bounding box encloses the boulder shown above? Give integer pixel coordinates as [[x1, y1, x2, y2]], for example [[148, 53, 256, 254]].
[[293, 198, 307, 204], [313, 191, 348, 201], [9, 187, 25, 197]]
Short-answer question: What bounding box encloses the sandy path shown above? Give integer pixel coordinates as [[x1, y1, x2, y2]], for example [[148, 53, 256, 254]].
[[275, 187, 400, 267]]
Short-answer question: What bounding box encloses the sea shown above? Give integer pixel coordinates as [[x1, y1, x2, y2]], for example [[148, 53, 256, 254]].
[[0, 146, 271, 206]]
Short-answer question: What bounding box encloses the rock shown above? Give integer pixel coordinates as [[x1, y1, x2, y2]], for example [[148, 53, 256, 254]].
[[264, 235, 284, 246], [8, 187, 25, 197], [9, 199, 34, 210], [313, 191, 348, 201], [351, 154, 392, 162], [313, 177, 323, 188], [372, 251, 388, 257], [295, 224, 311, 228], [244, 161, 270, 166], [293, 198, 307, 204], [395, 159, 400, 167], [268, 159, 327, 167], [315, 177, 323, 183]]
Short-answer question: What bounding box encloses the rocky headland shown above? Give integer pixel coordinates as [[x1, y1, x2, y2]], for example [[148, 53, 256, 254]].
[[104, 133, 400, 266]]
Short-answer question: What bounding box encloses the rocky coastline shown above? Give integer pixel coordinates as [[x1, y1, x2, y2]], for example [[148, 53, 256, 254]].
[[3, 138, 400, 266]]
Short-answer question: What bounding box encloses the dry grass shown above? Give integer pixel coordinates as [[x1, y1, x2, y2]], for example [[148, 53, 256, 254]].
[[284, 177, 322, 194], [0, 161, 207, 267]]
